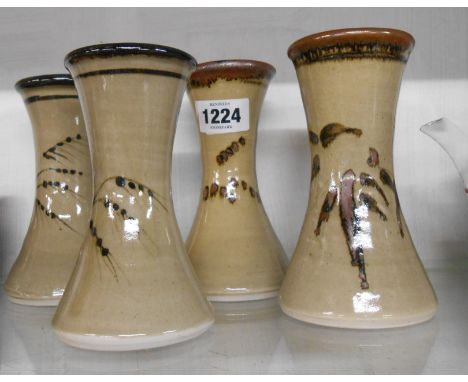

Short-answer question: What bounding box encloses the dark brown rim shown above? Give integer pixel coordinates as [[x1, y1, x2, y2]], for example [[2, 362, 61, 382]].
[[189, 59, 276, 88], [15, 74, 74, 91], [65, 42, 197, 68], [288, 28, 415, 64]]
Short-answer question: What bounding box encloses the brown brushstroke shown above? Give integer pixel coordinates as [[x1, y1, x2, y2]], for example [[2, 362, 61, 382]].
[[359, 172, 389, 206], [380, 168, 404, 237], [367, 147, 380, 167], [314, 187, 337, 236], [320, 123, 363, 148], [311, 154, 320, 182], [210, 182, 219, 197], [359, 193, 387, 221], [308, 130, 319, 144], [229, 177, 239, 188], [216, 137, 246, 165]]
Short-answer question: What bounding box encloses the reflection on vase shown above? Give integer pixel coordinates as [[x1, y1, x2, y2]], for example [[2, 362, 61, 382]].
[[213, 297, 281, 322], [278, 313, 438, 374], [208, 299, 283, 372]]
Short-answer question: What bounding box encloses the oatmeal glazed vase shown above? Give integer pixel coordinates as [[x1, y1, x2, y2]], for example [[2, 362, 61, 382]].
[[279, 28, 438, 329], [4, 74, 92, 306], [186, 60, 288, 301], [52, 43, 214, 351]]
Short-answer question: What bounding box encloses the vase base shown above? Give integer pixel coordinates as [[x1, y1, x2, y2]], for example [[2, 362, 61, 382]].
[[53, 319, 214, 351], [7, 295, 60, 307], [207, 290, 278, 302], [280, 304, 437, 329]]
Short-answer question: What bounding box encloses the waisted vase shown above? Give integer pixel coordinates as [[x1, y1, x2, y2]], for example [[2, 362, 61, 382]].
[[186, 60, 288, 301], [279, 28, 438, 329], [52, 43, 214, 351], [4, 74, 92, 306]]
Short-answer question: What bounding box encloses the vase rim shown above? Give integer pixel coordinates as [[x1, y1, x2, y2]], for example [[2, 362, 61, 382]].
[[15, 74, 74, 91], [189, 59, 275, 87], [288, 27, 415, 64], [64, 42, 197, 68]]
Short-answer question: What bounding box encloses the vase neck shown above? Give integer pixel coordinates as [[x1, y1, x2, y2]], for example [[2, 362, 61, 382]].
[[189, 79, 269, 183], [67, 55, 193, 196], [296, 59, 406, 169], [19, 85, 87, 183]]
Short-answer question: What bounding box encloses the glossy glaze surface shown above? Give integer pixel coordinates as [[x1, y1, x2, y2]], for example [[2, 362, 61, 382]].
[[52, 43, 214, 351], [186, 60, 288, 301], [4, 75, 92, 305], [280, 29, 438, 328]]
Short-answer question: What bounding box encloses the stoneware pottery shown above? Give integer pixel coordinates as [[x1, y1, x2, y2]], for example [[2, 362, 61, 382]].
[[186, 60, 288, 301], [4, 74, 92, 306], [279, 28, 438, 329], [52, 43, 214, 351]]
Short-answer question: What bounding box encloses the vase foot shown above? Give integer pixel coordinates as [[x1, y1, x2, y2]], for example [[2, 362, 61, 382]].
[[207, 290, 278, 302], [280, 303, 437, 329], [53, 319, 214, 351], [7, 295, 60, 307]]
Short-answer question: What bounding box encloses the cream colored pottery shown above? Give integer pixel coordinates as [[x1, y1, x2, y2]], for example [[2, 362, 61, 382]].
[[52, 43, 214, 351], [279, 28, 438, 329], [186, 60, 288, 301], [4, 74, 92, 306]]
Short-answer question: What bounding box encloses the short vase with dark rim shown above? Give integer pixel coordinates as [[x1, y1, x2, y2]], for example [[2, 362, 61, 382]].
[[52, 43, 214, 351], [279, 28, 438, 329], [4, 74, 92, 306]]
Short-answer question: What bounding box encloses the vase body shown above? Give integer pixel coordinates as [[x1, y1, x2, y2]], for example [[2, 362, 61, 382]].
[[279, 28, 438, 328], [52, 43, 214, 351], [4, 74, 92, 306], [186, 60, 288, 301]]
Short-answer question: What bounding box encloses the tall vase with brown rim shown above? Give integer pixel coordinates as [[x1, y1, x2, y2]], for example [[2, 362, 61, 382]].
[[52, 43, 214, 351], [279, 28, 438, 329], [186, 60, 288, 301], [4, 74, 92, 306]]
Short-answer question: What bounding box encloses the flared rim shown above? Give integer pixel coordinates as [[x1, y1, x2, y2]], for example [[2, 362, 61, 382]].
[[189, 59, 276, 88], [15, 74, 74, 91], [65, 42, 197, 68], [288, 27, 415, 64]]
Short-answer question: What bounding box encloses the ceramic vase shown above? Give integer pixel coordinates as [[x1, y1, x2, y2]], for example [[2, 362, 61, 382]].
[[279, 28, 438, 328], [52, 43, 214, 351], [186, 60, 288, 301], [4, 74, 92, 306]]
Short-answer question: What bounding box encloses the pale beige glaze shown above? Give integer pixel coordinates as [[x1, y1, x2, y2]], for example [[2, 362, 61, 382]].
[[186, 61, 288, 301], [280, 29, 438, 329], [4, 79, 92, 306], [52, 45, 214, 351]]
